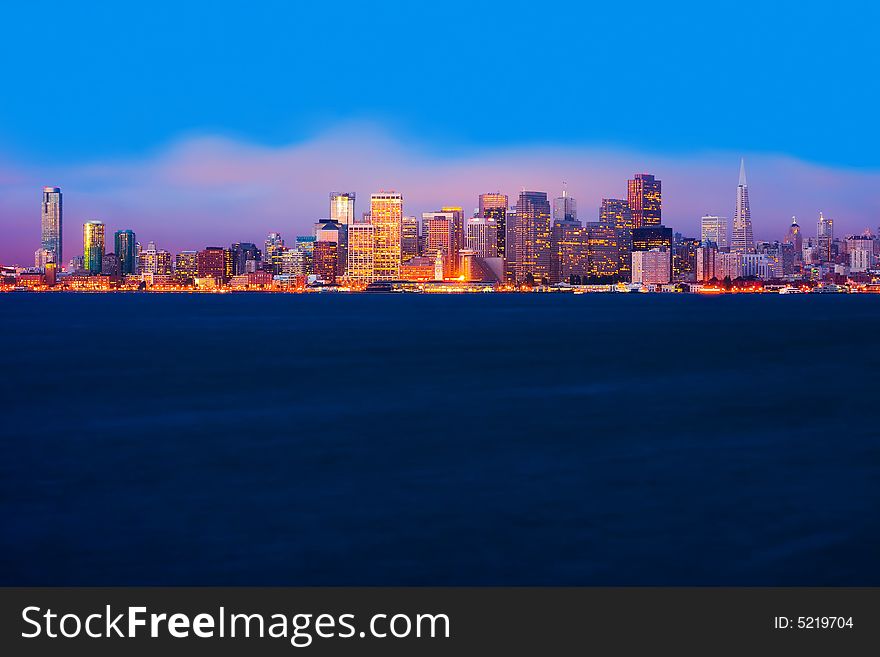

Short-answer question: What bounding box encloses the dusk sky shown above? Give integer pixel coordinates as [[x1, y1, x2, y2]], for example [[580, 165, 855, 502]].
[[2, 0, 879, 264]]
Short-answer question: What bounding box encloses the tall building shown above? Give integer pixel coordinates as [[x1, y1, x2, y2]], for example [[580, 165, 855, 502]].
[[553, 188, 577, 222], [817, 212, 834, 262], [138, 242, 173, 275], [466, 216, 499, 259], [402, 216, 419, 261], [175, 251, 198, 282], [847, 235, 875, 272], [230, 242, 261, 276], [83, 220, 105, 275], [371, 192, 403, 280], [672, 235, 701, 282], [627, 174, 661, 229], [479, 193, 508, 259], [732, 159, 754, 253], [265, 233, 285, 274], [513, 191, 552, 285], [346, 223, 375, 283], [441, 206, 465, 274], [330, 192, 356, 226], [40, 187, 63, 268], [422, 212, 456, 275], [700, 216, 728, 250], [197, 247, 228, 281], [114, 229, 137, 275], [313, 241, 339, 283], [785, 217, 803, 260], [315, 219, 346, 276], [631, 249, 671, 285], [632, 225, 673, 252], [101, 253, 121, 280], [586, 221, 618, 281], [600, 199, 633, 281], [550, 216, 587, 284], [696, 243, 718, 282], [715, 251, 743, 280]]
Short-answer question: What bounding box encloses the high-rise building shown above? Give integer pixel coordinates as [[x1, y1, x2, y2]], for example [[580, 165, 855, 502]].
[[631, 249, 671, 285], [402, 216, 419, 261], [313, 241, 339, 283], [696, 243, 718, 282], [715, 251, 743, 280], [817, 212, 834, 262], [551, 213, 588, 284], [315, 219, 346, 276], [847, 235, 875, 272], [732, 159, 754, 253], [600, 198, 633, 281], [346, 223, 375, 283], [197, 247, 228, 281], [466, 216, 499, 259], [296, 236, 316, 276], [138, 242, 172, 275], [101, 253, 121, 280], [441, 206, 465, 274], [700, 216, 728, 250], [553, 189, 577, 222], [330, 192, 356, 226], [230, 242, 261, 276], [265, 233, 285, 274], [114, 229, 137, 275], [672, 235, 701, 282], [513, 191, 552, 285], [586, 221, 618, 281], [40, 187, 63, 268], [423, 212, 456, 276], [627, 174, 661, 229], [281, 248, 306, 277], [175, 251, 198, 282], [479, 193, 508, 259], [785, 217, 803, 262], [83, 220, 105, 275], [632, 225, 673, 252], [371, 192, 403, 280]]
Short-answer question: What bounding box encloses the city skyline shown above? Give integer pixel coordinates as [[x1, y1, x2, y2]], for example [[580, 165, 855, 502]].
[[2, 137, 880, 266]]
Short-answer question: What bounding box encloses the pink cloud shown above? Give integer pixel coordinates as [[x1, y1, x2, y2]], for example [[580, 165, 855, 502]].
[[1, 123, 879, 265]]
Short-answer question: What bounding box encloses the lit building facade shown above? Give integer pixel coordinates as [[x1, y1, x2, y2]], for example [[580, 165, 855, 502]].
[[175, 251, 198, 282], [330, 192, 356, 226], [41, 186, 63, 268], [479, 192, 508, 260], [265, 233, 285, 275], [600, 198, 633, 281], [586, 221, 618, 280], [371, 192, 403, 280], [700, 215, 728, 250], [732, 159, 754, 253], [197, 247, 228, 281], [466, 216, 499, 259], [423, 212, 456, 276], [115, 229, 137, 275], [513, 191, 552, 285], [627, 174, 661, 229], [402, 216, 419, 261], [631, 248, 671, 285], [551, 218, 587, 283], [817, 212, 834, 262], [346, 223, 375, 283], [553, 190, 577, 222], [83, 220, 105, 274]]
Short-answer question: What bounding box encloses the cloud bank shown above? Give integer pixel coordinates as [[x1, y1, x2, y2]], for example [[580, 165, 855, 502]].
[[1, 124, 879, 265]]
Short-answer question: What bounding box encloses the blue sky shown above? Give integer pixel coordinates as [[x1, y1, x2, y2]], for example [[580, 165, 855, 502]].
[[1, 1, 879, 262]]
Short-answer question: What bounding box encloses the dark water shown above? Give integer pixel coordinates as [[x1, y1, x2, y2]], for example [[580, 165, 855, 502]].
[[1, 292, 878, 585]]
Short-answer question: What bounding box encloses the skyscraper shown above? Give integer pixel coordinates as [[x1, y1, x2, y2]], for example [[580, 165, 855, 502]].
[[330, 192, 356, 226], [627, 174, 661, 229], [553, 189, 577, 222], [41, 187, 63, 267], [785, 217, 803, 258], [550, 212, 586, 284], [422, 212, 456, 275], [466, 216, 499, 259], [479, 193, 508, 259], [83, 220, 105, 275], [265, 233, 285, 274], [817, 212, 834, 262], [401, 216, 419, 261], [371, 192, 403, 280], [197, 247, 228, 281], [114, 229, 137, 275], [230, 242, 261, 275], [732, 159, 754, 253], [346, 223, 375, 283], [600, 198, 633, 281], [513, 191, 552, 285], [700, 216, 728, 250]]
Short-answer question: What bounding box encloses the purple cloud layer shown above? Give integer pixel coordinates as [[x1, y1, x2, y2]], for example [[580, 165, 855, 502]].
[[2, 124, 879, 265]]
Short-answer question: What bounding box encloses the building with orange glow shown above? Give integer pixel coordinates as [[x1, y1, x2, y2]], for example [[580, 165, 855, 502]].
[[197, 247, 228, 282], [479, 192, 508, 259], [627, 174, 661, 229], [371, 192, 403, 280], [512, 191, 552, 285]]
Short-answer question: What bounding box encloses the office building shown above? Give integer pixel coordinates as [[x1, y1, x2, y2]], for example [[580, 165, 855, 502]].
[[371, 192, 403, 280], [700, 216, 728, 250], [479, 192, 508, 259], [600, 198, 633, 281], [553, 189, 577, 222], [115, 229, 137, 275], [330, 192, 356, 226], [197, 247, 228, 281], [466, 216, 499, 259], [402, 216, 419, 261], [631, 248, 671, 285], [83, 220, 105, 274], [732, 159, 754, 253], [627, 174, 661, 229], [40, 186, 63, 267], [512, 191, 552, 285], [346, 223, 375, 283], [817, 212, 834, 262]]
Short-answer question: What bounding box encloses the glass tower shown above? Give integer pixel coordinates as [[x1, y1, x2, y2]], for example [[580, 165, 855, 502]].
[[83, 220, 105, 275], [41, 187, 63, 266], [114, 229, 137, 275]]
